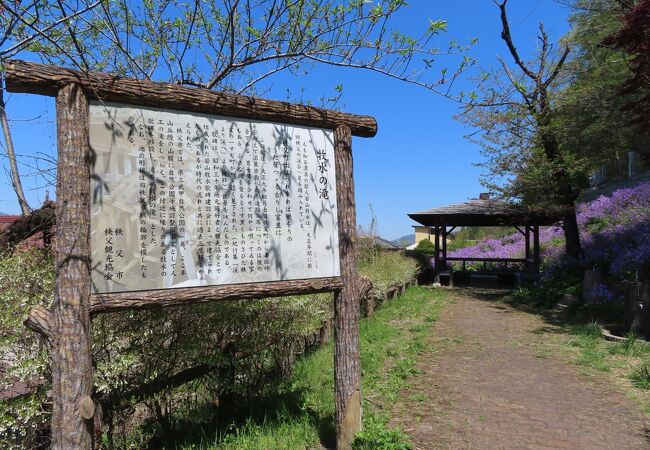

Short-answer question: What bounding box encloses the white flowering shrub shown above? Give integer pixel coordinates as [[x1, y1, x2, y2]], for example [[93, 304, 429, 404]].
[[359, 250, 419, 296], [0, 250, 53, 449]]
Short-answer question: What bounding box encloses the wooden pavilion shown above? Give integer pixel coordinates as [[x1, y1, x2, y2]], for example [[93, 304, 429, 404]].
[[408, 195, 560, 284]]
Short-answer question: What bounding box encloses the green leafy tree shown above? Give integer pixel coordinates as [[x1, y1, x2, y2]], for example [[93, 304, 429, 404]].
[[459, 0, 650, 259], [415, 238, 435, 252], [602, 0, 650, 159], [553, 0, 649, 178]]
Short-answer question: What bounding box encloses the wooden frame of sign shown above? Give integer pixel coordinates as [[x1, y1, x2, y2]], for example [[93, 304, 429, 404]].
[[6, 59, 376, 450]]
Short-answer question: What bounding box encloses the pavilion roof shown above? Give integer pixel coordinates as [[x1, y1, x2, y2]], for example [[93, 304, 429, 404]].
[[408, 198, 560, 227]]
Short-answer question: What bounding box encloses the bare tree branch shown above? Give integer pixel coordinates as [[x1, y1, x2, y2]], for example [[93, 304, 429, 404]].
[[0, 86, 30, 215], [543, 46, 571, 90], [497, 0, 538, 81]]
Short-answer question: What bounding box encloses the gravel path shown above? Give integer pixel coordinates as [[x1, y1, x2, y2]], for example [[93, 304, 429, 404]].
[[390, 288, 650, 450]]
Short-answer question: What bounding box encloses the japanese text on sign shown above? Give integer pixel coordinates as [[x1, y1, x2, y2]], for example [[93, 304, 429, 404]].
[[89, 102, 340, 294]]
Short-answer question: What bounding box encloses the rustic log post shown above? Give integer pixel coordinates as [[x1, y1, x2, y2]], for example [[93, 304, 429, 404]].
[[51, 83, 94, 449], [359, 275, 374, 318], [358, 275, 373, 302], [334, 125, 362, 449]]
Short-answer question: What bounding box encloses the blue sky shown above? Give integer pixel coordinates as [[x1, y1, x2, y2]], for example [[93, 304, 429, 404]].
[[1, 0, 572, 240]]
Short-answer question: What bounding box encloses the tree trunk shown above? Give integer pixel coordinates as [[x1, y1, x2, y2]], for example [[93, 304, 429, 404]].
[[51, 83, 94, 449], [562, 204, 581, 258], [556, 169, 581, 258], [540, 129, 582, 258], [0, 87, 31, 215]]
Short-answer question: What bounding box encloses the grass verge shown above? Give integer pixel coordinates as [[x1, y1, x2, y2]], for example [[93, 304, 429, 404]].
[[172, 286, 446, 449], [531, 320, 650, 415], [506, 287, 650, 416]]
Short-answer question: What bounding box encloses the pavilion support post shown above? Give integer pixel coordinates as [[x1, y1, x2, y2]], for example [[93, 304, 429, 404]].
[[51, 83, 94, 449], [442, 226, 448, 269], [525, 225, 531, 273], [434, 225, 440, 283], [533, 225, 541, 276], [333, 125, 362, 450]]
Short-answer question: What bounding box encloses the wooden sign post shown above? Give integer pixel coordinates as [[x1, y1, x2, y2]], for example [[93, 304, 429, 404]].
[[333, 125, 362, 448], [52, 83, 94, 449], [6, 60, 376, 450]]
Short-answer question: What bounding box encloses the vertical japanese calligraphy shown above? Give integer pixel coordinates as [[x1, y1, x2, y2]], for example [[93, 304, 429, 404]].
[[89, 102, 340, 294]]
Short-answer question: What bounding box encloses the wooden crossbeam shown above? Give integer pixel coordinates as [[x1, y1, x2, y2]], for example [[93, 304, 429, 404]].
[[4, 59, 378, 138], [446, 257, 528, 263], [91, 277, 344, 314]]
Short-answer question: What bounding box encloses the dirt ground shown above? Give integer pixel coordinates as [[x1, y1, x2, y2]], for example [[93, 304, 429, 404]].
[[389, 288, 650, 450]]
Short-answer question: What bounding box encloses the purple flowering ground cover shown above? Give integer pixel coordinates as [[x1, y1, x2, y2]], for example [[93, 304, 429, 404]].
[[446, 183, 650, 300]]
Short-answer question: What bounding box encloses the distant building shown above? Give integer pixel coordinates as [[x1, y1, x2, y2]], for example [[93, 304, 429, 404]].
[[0, 215, 50, 250], [412, 226, 452, 249], [372, 236, 401, 251], [582, 151, 650, 201], [0, 215, 21, 225]]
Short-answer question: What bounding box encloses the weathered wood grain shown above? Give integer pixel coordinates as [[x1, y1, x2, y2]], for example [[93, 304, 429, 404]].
[[333, 125, 362, 449], [91, 277, 343, 313], [5, 60, 377, 137], [51, 83, 94, 449], [26, 274, 366, 337]]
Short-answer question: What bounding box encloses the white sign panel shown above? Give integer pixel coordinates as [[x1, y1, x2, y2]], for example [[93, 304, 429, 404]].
[[89, 101, 340, 294]]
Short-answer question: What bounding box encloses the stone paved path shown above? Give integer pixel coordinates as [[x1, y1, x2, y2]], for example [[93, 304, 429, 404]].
[[390, 288, 650, 450]]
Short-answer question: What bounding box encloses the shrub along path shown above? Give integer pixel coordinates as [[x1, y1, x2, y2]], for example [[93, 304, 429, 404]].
[[390, 288, 650, 449]]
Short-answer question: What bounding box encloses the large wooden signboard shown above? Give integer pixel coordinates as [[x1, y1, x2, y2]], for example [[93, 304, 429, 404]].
[[89, 102, 340, 293], [6, 59, 376, 450]]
